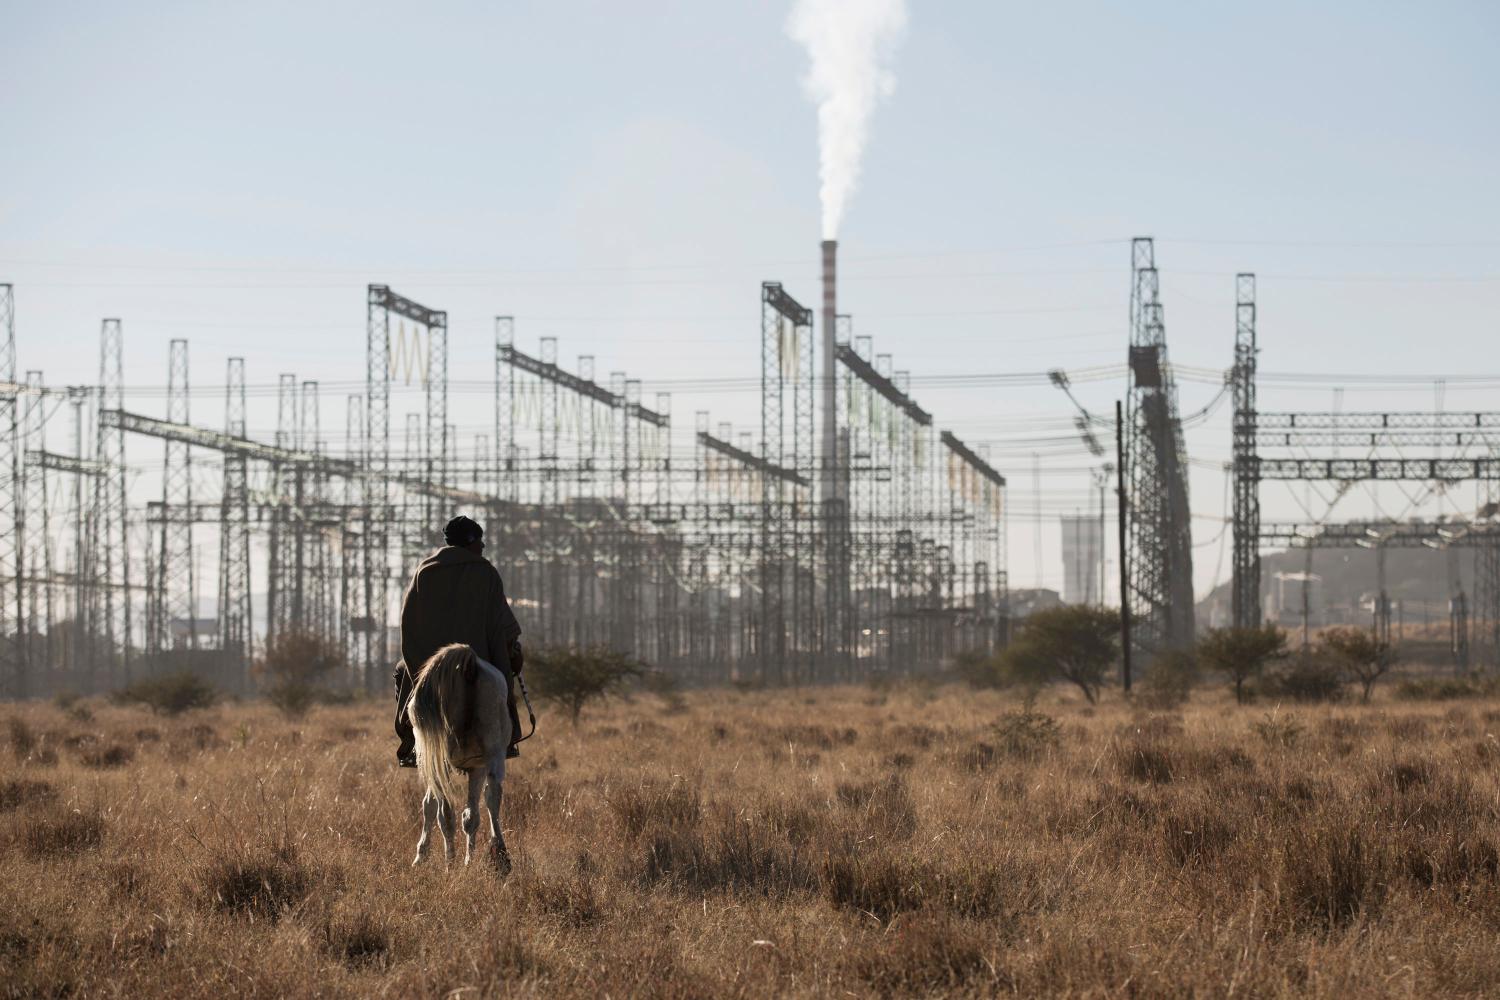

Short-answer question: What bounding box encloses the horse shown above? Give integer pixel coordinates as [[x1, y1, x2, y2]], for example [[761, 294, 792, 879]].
[[405, 643, 513, 872]]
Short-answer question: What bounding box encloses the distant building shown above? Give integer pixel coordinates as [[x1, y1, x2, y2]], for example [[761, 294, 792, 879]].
[[1060, 515, 1103, 605], [1008, 588, 1062, 620], [169, 617, 220, 649], [1269, 572, 1323, 627]]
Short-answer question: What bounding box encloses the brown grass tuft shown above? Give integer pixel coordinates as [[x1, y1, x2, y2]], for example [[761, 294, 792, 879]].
[[770, 723, 857, 749], [607, 778, 701, 838], [79, 742, 134, 769], [201, 850, 313, 920], [637, 811, 815, 896], [1278, 820, 1387, 929], [20, 807, 105, 858], [1159, 805, 1237, 866], [0, 778, 57, 812], [324, 913, 391, 969], [850, 911, 997, 993]]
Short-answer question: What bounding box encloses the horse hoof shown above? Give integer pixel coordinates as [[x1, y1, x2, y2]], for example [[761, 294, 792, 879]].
[[491, 850, 512, 875]]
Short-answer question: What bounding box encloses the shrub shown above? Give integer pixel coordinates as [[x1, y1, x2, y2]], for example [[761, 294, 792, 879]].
[[1000, 605, 1120, 704], [1393, 676, 1499, 701], [255, 630, 345, 717], [529, 644, 646, 725], [1260, 654, 1347, 703], [1140, 649, 1200, 708], [1198, 625, 1288, 704], [53, 691, 92, 722], [639, 667, 687, 713], [1251, 710, 1304, 748], [991, 703, 1062, 760], [265, 681, 320, 718], [113, 671, 217, 715], [950, 648, 1001, 689]]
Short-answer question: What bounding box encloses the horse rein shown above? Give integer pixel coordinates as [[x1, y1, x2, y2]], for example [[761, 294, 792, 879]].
[[514, 671, 538, 744]]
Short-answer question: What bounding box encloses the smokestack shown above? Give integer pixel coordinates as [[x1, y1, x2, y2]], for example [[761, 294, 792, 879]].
[[821, 239, 838, 504]]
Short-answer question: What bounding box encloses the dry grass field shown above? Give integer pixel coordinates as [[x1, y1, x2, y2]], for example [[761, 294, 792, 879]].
[[5, 680, 1500, 998]]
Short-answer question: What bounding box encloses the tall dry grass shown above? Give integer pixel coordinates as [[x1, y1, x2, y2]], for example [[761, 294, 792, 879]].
[[3, 682, 1500, 997]]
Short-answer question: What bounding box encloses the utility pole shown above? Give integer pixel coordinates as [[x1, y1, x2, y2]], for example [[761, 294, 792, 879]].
[[1115, 400, 1131, 692]]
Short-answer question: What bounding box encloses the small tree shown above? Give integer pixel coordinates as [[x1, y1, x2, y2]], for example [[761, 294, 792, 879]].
[[1000, 605, 1120, 704], [1320, 626, 1392, 703], [1198, 625, 1289, 704], [254, 630, 344, 717], [529, 644, 645, 725]]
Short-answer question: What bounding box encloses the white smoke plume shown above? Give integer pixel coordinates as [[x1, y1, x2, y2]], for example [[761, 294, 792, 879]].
[[786, 0, 908, 239]]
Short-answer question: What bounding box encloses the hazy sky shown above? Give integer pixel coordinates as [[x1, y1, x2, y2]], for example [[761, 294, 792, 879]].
[[3, 1, 1498, 599]]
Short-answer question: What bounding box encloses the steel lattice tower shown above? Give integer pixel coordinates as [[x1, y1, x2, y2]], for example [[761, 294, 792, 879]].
[[153, 338, 195, 655], [0, 285, 23, 697], [267, 373, 297, 638], [1479, 522, 1500, 669], [363, 287, 392, 689], [95, 319, 130, 684], [1125, 238, 1195, 660], [425, 310, 448, 542], [539, 336, 560, 639], [760, 283, 812, 683], [22, 371, 53, 677], [495, 317, 515, 502], [218, 357, 251, 681], [1231, 273, 1261, 628], [340, 392, 363, 672]]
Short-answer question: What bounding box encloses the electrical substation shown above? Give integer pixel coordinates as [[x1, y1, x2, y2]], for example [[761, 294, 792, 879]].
[[1, 235, 1496, 698]]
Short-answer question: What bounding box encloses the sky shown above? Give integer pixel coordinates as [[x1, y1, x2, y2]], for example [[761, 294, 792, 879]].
[[2, 0, 1498, 601]]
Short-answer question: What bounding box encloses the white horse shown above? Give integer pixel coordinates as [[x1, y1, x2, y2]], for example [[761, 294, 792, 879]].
[[405, 643, 513, 872]]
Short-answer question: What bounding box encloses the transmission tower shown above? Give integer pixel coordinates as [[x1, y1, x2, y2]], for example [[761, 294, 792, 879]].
[[95, 319, 130, 684], [1230, 274, 1261, 627], [22, 371, 52, 677], [152, 338, 195, 656], [0, 283, 23, 697], [424, 308, 448, 544], [218, 357, 251, 681], [1125, 238, 1195, 660]]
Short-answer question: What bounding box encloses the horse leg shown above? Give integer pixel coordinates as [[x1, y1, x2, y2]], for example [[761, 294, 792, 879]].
[[413, 788, 440, 867], [435, 794, 456, 867], [461, 768, 485, 866], [486, 757, 510, 874]]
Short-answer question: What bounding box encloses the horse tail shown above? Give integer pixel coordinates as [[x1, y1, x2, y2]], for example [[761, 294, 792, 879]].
[[408, 643, 477, 811]]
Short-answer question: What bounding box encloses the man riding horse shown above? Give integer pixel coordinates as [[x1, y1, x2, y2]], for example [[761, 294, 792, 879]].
[[395, 515, 525, 768]]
